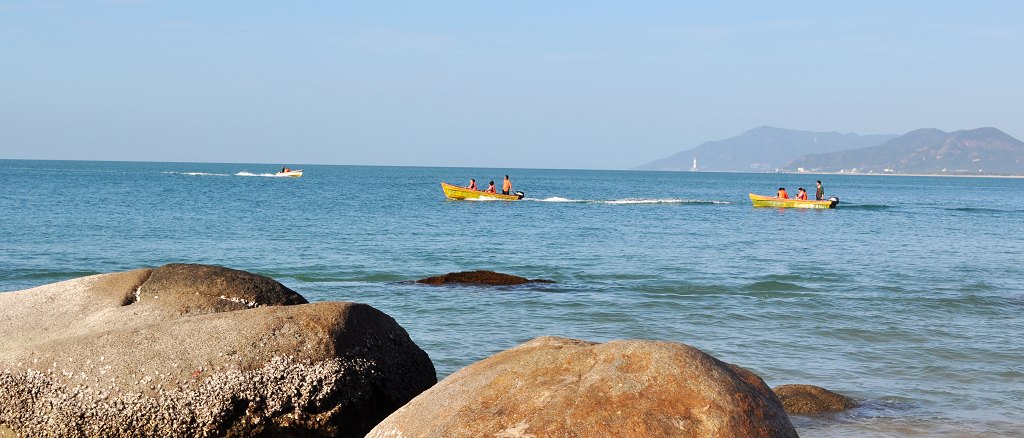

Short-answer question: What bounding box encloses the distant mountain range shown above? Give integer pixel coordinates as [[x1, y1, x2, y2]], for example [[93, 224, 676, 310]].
[[637, 126, 1024, 175], [786, 127, 1024, 175], [636, 126, 896, 172]]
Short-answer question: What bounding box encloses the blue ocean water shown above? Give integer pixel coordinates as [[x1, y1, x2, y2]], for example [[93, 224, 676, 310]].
[[2, 159, 1022, 436]]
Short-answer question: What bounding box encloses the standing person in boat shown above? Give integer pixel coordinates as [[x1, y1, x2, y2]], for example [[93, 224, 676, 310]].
[[777, 187, 789, 199], [466, 179, 477, 190], [796, 187, 808, 200], [485, 181, 497, 193], [502, 175, 512, 195], [815, 180, 825, 200]]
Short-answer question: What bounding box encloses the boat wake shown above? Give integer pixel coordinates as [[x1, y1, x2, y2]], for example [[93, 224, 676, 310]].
[[162, 171, 230, 177], [527, 197, 731, 205], [948, 206, 1021, 214], [841, 204, 895, 211]]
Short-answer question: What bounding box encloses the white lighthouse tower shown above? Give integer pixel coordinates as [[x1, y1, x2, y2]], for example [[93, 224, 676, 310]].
[[691, 157, 698, 172]]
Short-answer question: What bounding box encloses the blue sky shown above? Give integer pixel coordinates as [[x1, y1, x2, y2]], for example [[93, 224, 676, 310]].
[[1, 1, 1021, 169]]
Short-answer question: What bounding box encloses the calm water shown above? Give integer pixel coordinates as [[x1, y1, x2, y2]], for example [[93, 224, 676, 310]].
[[2, 159, 1022, 436]]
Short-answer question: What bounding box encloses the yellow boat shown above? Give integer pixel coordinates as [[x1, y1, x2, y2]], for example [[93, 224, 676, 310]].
[[749, 193, 838, 209], [441, 182, 524, 201], [275, 169, 303, 177]]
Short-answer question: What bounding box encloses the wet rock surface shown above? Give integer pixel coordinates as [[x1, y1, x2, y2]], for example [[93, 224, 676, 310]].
[[0, 264, 436, 437], [368, 336, 797, 438], [416, 270, 555, 285], [773, 384, 859, 414]]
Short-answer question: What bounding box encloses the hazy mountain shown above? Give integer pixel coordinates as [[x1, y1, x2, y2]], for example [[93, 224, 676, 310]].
[[636, 126, 895, 171], [786, 127, 1024, 175]]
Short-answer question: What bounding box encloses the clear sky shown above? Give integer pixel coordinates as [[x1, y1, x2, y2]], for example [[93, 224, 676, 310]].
[[1, 1, 1021, 169]]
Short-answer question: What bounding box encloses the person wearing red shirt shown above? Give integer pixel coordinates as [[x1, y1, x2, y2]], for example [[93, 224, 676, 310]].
[[796, 187, 808, 200]]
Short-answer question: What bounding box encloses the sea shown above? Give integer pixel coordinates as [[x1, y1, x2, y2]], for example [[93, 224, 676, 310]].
[[1, 159, 1022, 437]]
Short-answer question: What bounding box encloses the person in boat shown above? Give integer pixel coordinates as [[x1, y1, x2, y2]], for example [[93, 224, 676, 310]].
[[466, 179, 477, 190], [281, 167, 290, 173], [796, 187, 808, 200], [777, 187, 789, 199], [485, 181, 497, 193], [502, 175, 512, 195], [815, 180, 824, 200]]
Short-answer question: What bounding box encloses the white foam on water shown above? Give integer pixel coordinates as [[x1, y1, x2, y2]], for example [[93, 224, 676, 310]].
[[604, 198, 733, 205], [601, 198, 684, 205], [162, 171, 230, 177], [528, 197, 731, 205], [532, 197, 581, 202]]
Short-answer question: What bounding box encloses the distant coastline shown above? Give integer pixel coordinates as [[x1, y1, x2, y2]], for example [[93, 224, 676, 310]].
[[782, 171, 1024, 179], [639, 126, 1024, 176], [3, 158, 1023, 177], [643, 168, 1024, 179]]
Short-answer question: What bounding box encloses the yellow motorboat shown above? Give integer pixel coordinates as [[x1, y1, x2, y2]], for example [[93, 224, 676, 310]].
[[275, 169, 303, 177], [749, 193, 838, 209], [441, 182, 524, 201]]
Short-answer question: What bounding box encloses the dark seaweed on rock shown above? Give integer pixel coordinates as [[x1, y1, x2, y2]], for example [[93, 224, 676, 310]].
[[773, 384, 859, 415], [416, 270, 555, 286]]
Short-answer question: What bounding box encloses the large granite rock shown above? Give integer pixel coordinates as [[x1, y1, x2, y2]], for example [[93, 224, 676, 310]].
[[773, 384, 858, 414], [416, 270, 554, 285], [0, 264, 436, 437], [368, 336, 796, 437]]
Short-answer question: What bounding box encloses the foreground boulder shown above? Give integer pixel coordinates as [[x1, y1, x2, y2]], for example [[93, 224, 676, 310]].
[[0, 264, 436, 437], [368, 336, 796, 437], [773, 384, 858, 414], [416, 270, 554, 285]]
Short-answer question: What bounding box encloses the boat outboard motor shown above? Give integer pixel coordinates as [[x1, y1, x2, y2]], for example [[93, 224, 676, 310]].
[[829, 196, 839, 202], [514, 191, 525, 200]]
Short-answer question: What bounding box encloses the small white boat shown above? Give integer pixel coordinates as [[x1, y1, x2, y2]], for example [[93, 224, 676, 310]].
[[275, 169, 303, 177]]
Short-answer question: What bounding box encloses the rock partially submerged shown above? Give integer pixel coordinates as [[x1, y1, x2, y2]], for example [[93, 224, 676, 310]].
[[0, 264, 436, 437], [416, 270, 555, 285], [773, 384, 859, 414], [368, 336, 797, 437]]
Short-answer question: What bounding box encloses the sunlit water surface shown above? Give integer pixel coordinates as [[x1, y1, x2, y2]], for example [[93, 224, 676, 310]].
[[2, 160, 1022, 436]]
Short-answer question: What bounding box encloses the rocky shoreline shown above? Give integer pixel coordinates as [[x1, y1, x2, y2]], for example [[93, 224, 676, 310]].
[[1, 264, 856, 437], [0, 264, 435, 437]]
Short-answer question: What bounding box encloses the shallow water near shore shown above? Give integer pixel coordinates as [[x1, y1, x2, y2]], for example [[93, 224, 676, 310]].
[[2, 159, 1023, 436]]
